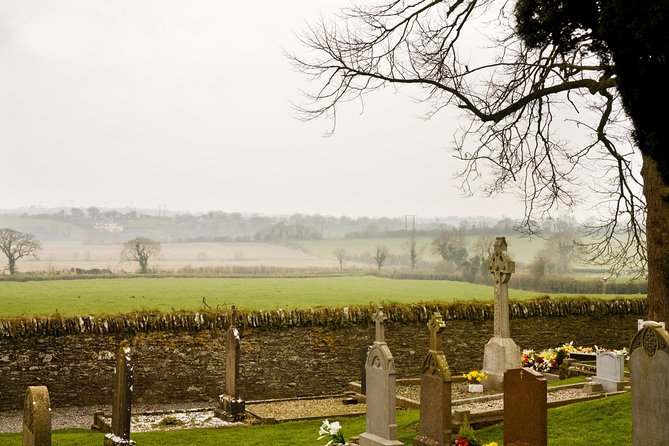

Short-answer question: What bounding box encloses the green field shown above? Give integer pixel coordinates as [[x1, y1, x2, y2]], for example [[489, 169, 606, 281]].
[[0, 276, 645, 318]]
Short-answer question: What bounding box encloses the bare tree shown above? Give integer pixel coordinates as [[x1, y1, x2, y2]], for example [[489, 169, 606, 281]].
[[289, 0, 669, 320], [547, 232, 577, 275], [121, 237, 161, 274], [373, 245, 389, 270], [333, 248, 347, 270], [402, 233, 427, 268], [0, 228, 42, 275]]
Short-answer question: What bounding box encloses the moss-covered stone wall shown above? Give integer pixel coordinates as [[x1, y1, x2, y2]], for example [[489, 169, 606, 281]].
[[0, 299, 645, 410]]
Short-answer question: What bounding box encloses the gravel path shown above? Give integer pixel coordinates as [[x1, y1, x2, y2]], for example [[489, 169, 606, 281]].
[[0, 383, 591, 433], [0, 402, 212, 434]]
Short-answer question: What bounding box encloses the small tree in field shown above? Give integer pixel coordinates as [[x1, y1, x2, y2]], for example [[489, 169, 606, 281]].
[[0, 228, 41, 274], [373, 245, 389, 270], [333, 248, 347, 270], [121, 237, 161, 274], [402, 233, 427, 269]]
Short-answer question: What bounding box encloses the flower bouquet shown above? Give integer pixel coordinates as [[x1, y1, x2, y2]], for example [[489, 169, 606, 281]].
[[463, 370, 487, 392], [318, 419, 346, 446], [450, 416, 497, 446]]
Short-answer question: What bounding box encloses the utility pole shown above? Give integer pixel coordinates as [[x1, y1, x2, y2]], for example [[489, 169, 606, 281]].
[[404, 214, 417, 233]]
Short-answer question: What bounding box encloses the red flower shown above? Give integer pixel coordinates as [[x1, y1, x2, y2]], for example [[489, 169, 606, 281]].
[[457, 439, 470, 446]]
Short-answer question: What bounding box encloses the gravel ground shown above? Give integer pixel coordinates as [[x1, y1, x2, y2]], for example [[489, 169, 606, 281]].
[[0, 383, 590, 434]]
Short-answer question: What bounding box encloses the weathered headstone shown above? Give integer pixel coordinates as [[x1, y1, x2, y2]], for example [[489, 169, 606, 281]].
[[482, 237, 521, 390], [360, 345, 371, 395], [359, 305, 403, 446], [23, 385, 51, 446], [104, 341, 136, 446], [637, 319, 665, 330], [503, 367, 547, 446], [413, 312, 451, 446], [215, 306, 246, 422], [593, 350, 627, 392], [629, 322, 669, 445]]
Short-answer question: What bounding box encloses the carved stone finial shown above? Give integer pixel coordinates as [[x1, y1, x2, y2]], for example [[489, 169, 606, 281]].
[[373, 305, 387, 343], [488, 236, 515, 285], [428, 312, 446, 352]]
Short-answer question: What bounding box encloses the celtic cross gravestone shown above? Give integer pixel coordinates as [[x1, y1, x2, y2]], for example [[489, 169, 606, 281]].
[[413, 311, 452, 446], [482, 237, 521, 390]]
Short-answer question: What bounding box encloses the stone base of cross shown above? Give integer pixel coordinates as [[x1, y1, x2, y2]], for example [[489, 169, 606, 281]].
[[482, 336, 521, 391], [215, 394, 246, 422]]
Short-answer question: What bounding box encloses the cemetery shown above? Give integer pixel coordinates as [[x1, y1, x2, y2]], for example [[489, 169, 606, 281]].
[[0, 237, 662, 445]]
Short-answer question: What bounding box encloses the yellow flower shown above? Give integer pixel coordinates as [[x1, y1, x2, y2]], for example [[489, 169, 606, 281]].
[[483, 442, 498, 446]]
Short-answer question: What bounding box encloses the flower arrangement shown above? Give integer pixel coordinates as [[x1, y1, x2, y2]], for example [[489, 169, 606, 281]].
[[463, 370, 487, 384], [450, 415, 497, 446], [521, 341, 629, 373], [318, 419, 346, 446]]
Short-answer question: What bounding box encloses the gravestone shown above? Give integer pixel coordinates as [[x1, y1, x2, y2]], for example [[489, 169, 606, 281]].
[[23, 385, 51, 446], [360, 345, 371, 395], [413, 312, 451, 446], [593, 350, 626, 392], [104, 341, 136, 446], [629, 322, 669, 445], [503, 367, 547, 446], [215, 306, 246, 421], [637, 319, 665, 330], [359, 305, 403, 446], [482, 237, 521, 390]]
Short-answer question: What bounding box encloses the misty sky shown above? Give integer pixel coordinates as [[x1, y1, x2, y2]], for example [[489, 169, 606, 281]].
[[2, 1, 575, 219]]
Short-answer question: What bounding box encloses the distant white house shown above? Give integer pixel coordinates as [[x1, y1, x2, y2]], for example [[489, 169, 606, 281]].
[[94, 222, 124, 233]]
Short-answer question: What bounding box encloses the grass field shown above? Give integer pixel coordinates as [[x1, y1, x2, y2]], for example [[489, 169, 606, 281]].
[[0, 276, 645, 318], [0, 392, 633, 445]]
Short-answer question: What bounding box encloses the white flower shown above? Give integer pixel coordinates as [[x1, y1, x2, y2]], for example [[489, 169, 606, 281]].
[[318, 419, 330, 439], [328, 421, 341, 435]]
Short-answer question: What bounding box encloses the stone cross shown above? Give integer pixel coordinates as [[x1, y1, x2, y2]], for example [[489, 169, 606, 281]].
[[23, 385, 51, 446], [215, 305, 246, 422], [488, 237, 515, 338], [373, 305, 386, 343], [428, 311, 446, 352], [414, 312, 451, 446], [104, 341, 136, 446], [226, 305, 241, 398]]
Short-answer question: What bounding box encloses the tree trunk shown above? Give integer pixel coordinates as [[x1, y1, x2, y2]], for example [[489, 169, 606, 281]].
[[641, 154, 669, 323], [8, 257, 15, 275]]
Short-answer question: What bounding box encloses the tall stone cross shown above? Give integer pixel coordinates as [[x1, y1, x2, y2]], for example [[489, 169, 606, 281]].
[[105, 341, 135, 446], [428, 311, 446, 352], [373, 305, 386, 343], [226, 305, 241, 398], [488, 237, 515, 338]]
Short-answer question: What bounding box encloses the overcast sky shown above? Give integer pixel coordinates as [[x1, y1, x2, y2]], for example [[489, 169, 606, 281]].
[[1, 1, 566, 219]]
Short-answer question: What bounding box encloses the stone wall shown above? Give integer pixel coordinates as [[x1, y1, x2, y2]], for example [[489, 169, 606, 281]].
[[0, 300, 644, 410]]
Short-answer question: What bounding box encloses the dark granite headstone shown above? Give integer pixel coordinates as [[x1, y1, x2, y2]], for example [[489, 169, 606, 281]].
[[414, 312, 452, 446], [22, 385, 51, 446], [104, 341, 136, 446], [503, 367, 547, 446]]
